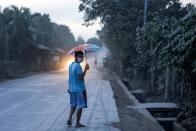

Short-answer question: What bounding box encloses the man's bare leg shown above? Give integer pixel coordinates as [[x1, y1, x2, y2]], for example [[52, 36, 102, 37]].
[[76, 108, 85, 127], [67, 107, 76, 125]]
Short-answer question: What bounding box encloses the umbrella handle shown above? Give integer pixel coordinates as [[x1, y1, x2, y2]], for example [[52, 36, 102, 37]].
[[84, 51, 88, 63]]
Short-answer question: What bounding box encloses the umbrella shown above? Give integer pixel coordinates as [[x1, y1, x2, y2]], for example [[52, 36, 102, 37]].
[[67, 44, 101, 55], [67, 44, 101, 62]]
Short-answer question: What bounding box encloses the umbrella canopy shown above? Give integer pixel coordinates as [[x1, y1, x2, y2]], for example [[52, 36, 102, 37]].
[[67, 44, 101, 55]]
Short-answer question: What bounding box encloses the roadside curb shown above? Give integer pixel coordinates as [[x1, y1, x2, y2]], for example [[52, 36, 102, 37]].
[[113, 73, 165, 131]]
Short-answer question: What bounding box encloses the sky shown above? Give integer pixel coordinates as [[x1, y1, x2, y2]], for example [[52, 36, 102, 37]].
[[0, 0, 195, 41], [0, 0, 102, 41]]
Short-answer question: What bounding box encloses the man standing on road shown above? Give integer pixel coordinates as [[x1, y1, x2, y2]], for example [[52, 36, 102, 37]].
[[67, 51, 89, 127], [94, 56, 97, 69]]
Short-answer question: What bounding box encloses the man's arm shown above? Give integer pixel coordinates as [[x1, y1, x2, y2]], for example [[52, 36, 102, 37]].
[[78, 64, 89, 80], [78, 69, 87, 80]]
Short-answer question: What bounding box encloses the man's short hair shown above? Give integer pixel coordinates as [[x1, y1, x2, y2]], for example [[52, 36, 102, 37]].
[[75, 51, 84, 57]]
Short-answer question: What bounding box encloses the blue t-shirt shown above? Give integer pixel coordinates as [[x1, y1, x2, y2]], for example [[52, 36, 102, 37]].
[[68, 61, 85, 92]]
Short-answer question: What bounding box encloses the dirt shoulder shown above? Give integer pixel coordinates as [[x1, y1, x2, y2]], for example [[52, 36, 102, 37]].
[[100, 67, 164, 131]]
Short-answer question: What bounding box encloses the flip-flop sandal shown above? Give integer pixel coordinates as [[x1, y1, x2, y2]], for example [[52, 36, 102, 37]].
[[75, 123, 85, 128], [66, 120, 72, 126]]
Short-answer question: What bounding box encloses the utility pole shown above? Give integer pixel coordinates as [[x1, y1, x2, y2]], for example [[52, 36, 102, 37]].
[[144, 0, 154, 91], [5, 26, 9, 61], [144, 0, 148, 25]]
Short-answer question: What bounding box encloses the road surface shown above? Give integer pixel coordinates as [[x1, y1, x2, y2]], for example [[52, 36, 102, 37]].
[[0, 51, 120, 131], [0, 48, 164, 131]]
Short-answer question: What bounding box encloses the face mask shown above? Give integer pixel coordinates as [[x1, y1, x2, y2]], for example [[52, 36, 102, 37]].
[[77, 57, 83, 63]]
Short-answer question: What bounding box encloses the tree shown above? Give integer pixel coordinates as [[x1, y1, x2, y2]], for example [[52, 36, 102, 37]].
[[86, 37, 102, 47], [0, 5, 77, 72], [76, 36, 85, 45], [51, 23, 76, 51], [79, 1, 196, 127]]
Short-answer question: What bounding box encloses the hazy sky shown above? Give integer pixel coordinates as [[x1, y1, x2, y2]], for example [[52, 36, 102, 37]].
[[0, 0, 102, 41], [0, 0, 195, 41]]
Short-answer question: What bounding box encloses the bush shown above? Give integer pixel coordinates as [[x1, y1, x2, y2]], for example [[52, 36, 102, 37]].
[[0, 61, 19, 78]]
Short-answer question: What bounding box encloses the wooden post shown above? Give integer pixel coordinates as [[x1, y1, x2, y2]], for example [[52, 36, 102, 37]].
[[165, 66, 169, 102]]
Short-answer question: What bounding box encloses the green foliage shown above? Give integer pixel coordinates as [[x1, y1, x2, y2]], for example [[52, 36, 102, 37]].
[[80, 0, 196, 125], [76, 36, 85, 45], [51, 23, 76, 51], [136, 9, 196, 74], [79, 0, 187, 72], [0, 61, 18, 78], [0, 5, 76, 70], [86, 37, 103, 47], [160, 10, 196, 73]]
